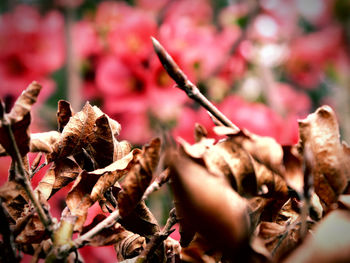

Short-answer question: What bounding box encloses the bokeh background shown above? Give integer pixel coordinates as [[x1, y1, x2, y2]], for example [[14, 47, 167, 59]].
[[0, 0, 350, 262]]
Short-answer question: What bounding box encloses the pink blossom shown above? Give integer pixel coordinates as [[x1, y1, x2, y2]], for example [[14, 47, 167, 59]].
[[95, 55, 149, 98], [107, 10, 157, 63], [72, 20, 102, 59], [172, 106, 215, 143], [218, 96, 283, 140], [162, 0, 213, 25], [95, 1, 134, 31], [0, 5, 64, 99], [286, 26, 343, 88], [271, 82, 311, 115]]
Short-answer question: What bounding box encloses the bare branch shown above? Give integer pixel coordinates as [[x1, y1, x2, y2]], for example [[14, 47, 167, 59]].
[[151, 37, 239, 131]]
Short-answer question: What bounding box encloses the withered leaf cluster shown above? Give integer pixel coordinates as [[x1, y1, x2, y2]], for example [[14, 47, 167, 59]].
[[0, 84, 168, 262], [165, 105, 350, 262], [1, 82, 350, 263]]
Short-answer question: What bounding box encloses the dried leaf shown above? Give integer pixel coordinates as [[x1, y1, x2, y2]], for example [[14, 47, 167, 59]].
[[258, 221, 299, 261], [92, 105, 121, 137], [48, 102, 97, 162], [66, 151, 137, 231], [282, 146, 303, 193], [167, 151, 251, 257], [179, 137, 257, 196], [253, 159, 289, 221], [0, 181, 29, 220], [119, 201, 160, 239], [117, 138, 161, 218], [164, 237, 181, 261], [0, 82, 42, 157], [214, 126, 285, 175], [34, 157, 81, 200], [115, 231, 146, 261], [284, 209, 350, 263], [298, 106, 350, 210], [15, 213, 46, 244], [7, 82, 42, 123], [30, 131, 61, 153], [0, 113, 31, 157], [85, 114, 125, 168], [57, 100, 73, 132], [90, 150, 136, 202], [194, 123, 208, 142]]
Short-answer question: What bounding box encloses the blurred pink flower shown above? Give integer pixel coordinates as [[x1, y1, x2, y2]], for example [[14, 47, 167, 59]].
[[96, 55, 149, 99], [272, 82, 311, 115], [286, 26, 343, 88], [172, 106, 215, 143], [0, 5, 64, 100], [162, 0, 213, 25], [95, 1, 134, 31], [72, 20, 102, 59], [107, 9, 157, 63]]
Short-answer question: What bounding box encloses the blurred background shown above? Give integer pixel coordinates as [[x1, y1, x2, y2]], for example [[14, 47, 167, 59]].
[[0, 0, 350, 262]]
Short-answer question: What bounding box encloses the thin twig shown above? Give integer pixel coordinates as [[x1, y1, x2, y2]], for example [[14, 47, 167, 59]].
[[142, 169, 170, 201], [0, 107, 53, 234], [136, 208, 178, 263], [71, 209, 120, 251], [151, 37, 239, 131]]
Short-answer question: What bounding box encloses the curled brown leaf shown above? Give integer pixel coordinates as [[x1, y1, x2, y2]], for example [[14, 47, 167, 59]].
[[66, 151, 137, 231], [167, 151, 251, 258], [34, 157, 81, 200], [298, 105, 350, 210], [0, 82, 42, 157], [117, 138, 161, 218], [30, 131, 61, 153]]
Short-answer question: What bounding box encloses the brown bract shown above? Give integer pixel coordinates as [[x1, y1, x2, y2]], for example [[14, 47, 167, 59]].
[[0, 82, 42, 157], [298, 105, 350, 210]]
